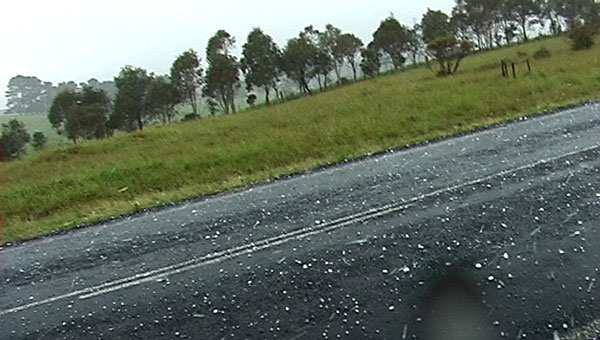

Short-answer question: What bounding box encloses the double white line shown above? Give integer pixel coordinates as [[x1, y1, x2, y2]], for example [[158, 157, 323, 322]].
[[1, 144, 598, 317]]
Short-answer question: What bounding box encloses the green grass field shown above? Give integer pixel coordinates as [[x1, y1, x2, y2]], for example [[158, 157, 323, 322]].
[[0, 114, 69, 153], [1, 36, 599, 243]]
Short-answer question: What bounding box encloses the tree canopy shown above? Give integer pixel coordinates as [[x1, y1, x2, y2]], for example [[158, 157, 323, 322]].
[[203, 30, 240, 114], [372, 16, 410, 69], [111, 66, 152, 131], [0, 119, 30, 161], [171, 49, 203, 115], [241, 28, 282, 105]]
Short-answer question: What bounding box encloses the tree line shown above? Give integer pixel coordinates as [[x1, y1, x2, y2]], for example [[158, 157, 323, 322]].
[[4, 77, 117, 115], [1, 0, 598, 161]]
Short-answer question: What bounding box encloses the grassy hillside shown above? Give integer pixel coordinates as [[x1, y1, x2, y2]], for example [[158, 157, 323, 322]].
[[0, 114, 68, 152], [1, 36, 599, 243]]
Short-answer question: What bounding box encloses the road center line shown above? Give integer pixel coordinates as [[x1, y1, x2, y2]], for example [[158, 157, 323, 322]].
[[1, 144, 598, 316]]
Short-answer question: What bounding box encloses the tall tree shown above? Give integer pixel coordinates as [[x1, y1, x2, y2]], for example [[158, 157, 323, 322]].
[[241, 28, 281, 105], [170, 49, 203, 115], [111, 66, 151, 131], [421, 9, 455, 43], [302, 26, 333, 91], [538, 0, 563, 35], [423, 8, 472, 76], [406, 28, 424, 65], [146, 76, 180, 124], [203, 30, 240, 114], [0, 119, 30, 161], [372, 16, 410, 70], [321, 24, 345, 85], [281, 34, 317, 95], [452, 0, 501, 49], [427, 35, 472, 76], [338, 33, 364, 80], [360, 43, 381, 78], [506, 0, 541, 41], [48, 90, 78, 136], [553, 0, 598, 29]]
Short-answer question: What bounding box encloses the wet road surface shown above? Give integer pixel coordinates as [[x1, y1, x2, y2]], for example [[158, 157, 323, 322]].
[[1, 104, 599, 339]]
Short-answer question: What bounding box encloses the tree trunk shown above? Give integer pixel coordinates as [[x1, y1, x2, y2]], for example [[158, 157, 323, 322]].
[[334, 62, 342, 86], [264, 86, 270, 105], [521, 18, 528, 41], [302, 79, 312, 95]]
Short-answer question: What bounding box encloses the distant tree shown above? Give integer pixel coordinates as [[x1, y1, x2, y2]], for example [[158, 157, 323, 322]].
[[170, 49, 203, 115], [360, 43, 381, 78], [111, 66, 151, 131], [338, 33, 364, 80], [31, 131, 48, 151], [241, 28, 282, 105], [203, 30, 241, 114], [0, 119, 30, 161], [372, 16, 410, 69], [281, 34, 317, 95], [5, 76, 50, 114], [146, 75, 180, 124], [84, 78, 117, 99]]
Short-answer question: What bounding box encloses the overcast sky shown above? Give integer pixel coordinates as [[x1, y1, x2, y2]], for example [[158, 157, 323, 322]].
[[0, 0, 455, 109]]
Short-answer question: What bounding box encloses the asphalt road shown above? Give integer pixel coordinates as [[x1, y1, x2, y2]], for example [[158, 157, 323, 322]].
[[1, 104, 599, 340]]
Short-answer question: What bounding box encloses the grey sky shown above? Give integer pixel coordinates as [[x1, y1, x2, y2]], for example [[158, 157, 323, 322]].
[[0, 0, 455, 109]]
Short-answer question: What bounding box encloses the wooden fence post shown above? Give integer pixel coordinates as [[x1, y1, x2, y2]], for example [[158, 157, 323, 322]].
[[512, 63, 517, 78]]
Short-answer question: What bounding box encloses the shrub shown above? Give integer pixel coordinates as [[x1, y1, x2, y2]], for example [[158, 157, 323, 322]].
[[533, 46, 551, 59], [32, 132, 48, 151], [568, 26, 596, 50]]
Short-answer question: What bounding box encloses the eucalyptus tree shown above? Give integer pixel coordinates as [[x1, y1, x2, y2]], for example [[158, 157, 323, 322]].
[[372, 16, 411, 70], [111, 66, 151, 131], [338, 33, 363, 80], [281, 32, 317, 95], [170, 49, 203, 115], [241, 28, 281, 105], [203, 30, 241, 114]]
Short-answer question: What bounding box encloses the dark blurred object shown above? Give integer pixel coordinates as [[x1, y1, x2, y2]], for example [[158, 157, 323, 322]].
[[420, 274, 493, 340]]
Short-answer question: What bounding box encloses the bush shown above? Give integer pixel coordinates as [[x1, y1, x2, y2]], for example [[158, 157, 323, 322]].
[[533, 46, 551, 59], [568, 26, 596, 50], [32, 132, 48, 151]]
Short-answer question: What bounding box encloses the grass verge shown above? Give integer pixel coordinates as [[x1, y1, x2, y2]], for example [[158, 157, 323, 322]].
[[1, 36, 599, 243]]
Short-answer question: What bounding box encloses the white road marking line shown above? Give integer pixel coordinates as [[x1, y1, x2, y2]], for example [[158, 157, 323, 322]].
[[1, 144, 598, 316]]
